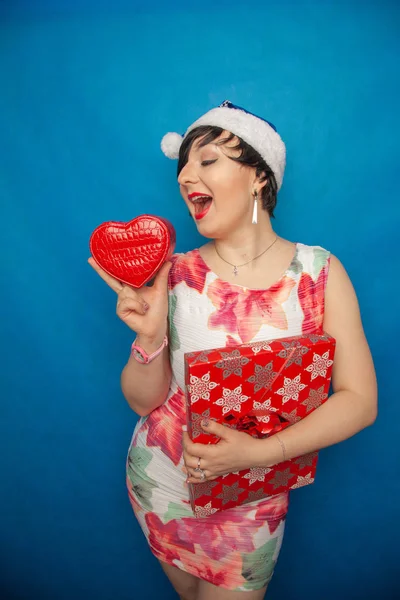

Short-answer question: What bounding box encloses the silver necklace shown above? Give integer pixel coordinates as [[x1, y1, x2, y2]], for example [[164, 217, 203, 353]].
[[214, 236, 278, 276]]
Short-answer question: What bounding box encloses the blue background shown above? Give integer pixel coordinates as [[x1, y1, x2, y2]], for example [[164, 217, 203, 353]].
[[1, 1, 399, 598]]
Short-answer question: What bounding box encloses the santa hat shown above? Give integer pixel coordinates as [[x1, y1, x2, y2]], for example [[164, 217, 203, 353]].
[[161, 100, 286, 190]]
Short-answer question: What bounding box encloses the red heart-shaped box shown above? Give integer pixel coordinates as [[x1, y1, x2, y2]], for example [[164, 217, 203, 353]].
[[89, 215, 176, 288]]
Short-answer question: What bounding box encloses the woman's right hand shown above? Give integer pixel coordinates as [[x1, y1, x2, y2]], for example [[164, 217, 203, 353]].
[[88, 257, 172, 345]]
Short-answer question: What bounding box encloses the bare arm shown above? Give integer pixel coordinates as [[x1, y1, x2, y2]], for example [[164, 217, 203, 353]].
[[182, 255, 378, 482], [257, 254, 378, 466], [88, 258, 173, 417], [121, 333, 172, 417]]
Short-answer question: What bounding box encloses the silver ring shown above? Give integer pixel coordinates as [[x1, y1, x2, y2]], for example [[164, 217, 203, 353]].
[[199, 469, 206, 481], [194, 457, 202, 472]]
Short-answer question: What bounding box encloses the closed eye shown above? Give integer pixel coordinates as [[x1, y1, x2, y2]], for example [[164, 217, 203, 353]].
[[201, 159, 217, 167]]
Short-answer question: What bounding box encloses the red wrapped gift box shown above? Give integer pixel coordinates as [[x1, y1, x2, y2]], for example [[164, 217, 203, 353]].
[[184, 333, 336, 517]]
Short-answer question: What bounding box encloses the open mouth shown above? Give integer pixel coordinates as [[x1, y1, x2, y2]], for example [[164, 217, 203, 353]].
[[189, 194, 213, 220]]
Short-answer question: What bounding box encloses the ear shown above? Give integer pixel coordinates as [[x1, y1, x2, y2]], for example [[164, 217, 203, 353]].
[[252, 170, 269, 195]]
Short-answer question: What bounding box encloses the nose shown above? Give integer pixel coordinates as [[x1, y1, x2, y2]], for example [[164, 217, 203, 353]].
[[177, 161, 200, 188]]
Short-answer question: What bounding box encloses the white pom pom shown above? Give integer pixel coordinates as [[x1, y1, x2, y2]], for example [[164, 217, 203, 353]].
[[161, 132, 183, 159]]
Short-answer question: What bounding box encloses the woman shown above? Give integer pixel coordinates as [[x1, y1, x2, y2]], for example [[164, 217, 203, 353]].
[[88, 101, 377, 600]]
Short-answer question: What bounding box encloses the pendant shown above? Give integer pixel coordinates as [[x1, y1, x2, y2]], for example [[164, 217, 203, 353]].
[[233, 266, 238, 276]]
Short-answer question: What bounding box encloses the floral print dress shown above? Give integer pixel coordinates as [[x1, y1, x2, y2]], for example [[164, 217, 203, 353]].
[[126, 243, 330, 591]]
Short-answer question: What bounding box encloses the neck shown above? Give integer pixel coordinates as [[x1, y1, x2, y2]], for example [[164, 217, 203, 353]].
[[214, 215, 276, 264]]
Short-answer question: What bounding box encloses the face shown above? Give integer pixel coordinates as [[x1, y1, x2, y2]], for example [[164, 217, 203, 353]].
[[177, 132, 258, 239]]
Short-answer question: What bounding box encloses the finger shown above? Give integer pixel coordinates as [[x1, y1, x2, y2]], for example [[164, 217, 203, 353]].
[[152, 261, 172, 292], [183, 454, 204, 475], [182, 432, 203, 457], [187, 470, 210, 484], [117, 296, 148, 317], [182, 431, 191, 451], [182, 433, 211, 458], [186, 467, 198, 479], [88, 257, 123, 293], [187, 471, 219, 483], [184, 454, 204, 471], [118, 286, 149, 310], [201, 419, 231, 440], [182, 448, 193, 464]]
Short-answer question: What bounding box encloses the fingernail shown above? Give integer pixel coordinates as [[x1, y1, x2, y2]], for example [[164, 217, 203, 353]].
[[182, 425, 187, 432], [202, 419, 209, 427]]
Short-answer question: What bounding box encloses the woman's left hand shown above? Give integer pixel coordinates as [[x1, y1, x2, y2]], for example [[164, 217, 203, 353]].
[[182, 420, 260, 483]]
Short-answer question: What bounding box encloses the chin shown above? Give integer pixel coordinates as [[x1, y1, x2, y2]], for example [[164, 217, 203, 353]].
[[194, 217, 225, 239], [194, 224, 215, 239], [196, 215, 240, 240]]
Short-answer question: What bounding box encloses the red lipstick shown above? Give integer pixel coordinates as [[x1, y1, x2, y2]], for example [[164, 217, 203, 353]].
[[187, 192, 213, 220], [194, 203, 212, 220]]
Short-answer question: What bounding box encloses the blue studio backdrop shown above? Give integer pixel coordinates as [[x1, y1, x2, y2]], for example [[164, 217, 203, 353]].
[[1, 1, 399, 599]]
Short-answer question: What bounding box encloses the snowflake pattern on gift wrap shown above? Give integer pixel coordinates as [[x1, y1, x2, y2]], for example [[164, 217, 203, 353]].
[[216, 349, 250, 379], [222, 471, 240, 479], [253, 398, 279, 412], [190, 408, 211, 439], [276, 374, 307, 404], [247, 362, 277, 393], [217, 481, 246, 505], [185, 350, 211, 364], [291, 472, 314, 489], [269, 468, 293, 490], [305, 351, 333, 380], [301, 385, 328, 412], [188, 372, 218, 404], [214, 385, 250, 415], [194, 502, 218, 518], [308, 333, 329, 344], [247, 488, 267, 503], [243, 467, 272, 486], [191, 480, 218, 500], [293, 452, 317, 469], [278, 342, 309, 368], [256, 414, 271, 424], [250, 341, 273, 354], [280, 409, 302, 424], [252, 398, 279, 423]]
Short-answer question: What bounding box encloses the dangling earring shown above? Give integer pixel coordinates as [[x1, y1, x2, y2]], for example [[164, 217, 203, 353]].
[[252, 190, 258, 224]]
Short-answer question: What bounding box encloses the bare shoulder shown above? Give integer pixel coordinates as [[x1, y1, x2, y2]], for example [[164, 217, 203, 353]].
[[324, 253, 363, 337], [324, 254, 377, 404], [325, 254, 359, 308]]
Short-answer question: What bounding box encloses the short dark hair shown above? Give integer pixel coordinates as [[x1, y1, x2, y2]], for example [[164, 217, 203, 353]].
[[177, 126, 278, 217]]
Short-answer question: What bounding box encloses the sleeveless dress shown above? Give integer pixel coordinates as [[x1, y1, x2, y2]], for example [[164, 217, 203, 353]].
[[126, 242, 330, 591]]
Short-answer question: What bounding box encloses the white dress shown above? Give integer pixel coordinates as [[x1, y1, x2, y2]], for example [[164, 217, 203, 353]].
[[126, 242, 331, 591]]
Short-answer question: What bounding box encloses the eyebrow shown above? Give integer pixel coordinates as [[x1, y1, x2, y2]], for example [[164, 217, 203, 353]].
[[194, 141, 218, 152]]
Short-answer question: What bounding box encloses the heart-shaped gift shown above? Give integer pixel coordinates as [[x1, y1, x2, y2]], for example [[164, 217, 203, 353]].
[[89, 215, 176, 288]]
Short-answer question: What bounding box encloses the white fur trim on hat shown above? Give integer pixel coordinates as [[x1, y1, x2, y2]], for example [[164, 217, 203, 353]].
[[161, 132, 183, 159], [160, 102, 286, 190]]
